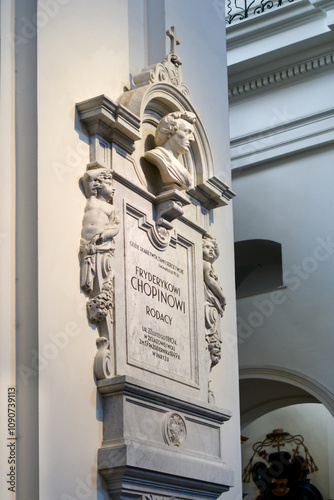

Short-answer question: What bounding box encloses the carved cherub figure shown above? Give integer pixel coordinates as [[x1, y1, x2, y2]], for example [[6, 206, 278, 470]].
[[81, 169, 119, 245], [80, 168, 120, 294], [203, 237, 226, 380], [145, 111, 196, 190], [203, 237, 226, 315]]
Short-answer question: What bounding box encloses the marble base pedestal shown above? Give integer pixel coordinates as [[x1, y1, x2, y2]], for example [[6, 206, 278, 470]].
[[98, 376, 234, 500]]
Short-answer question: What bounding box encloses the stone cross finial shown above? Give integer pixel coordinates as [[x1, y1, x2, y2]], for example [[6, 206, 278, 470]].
[[166, 26, 180, 54]]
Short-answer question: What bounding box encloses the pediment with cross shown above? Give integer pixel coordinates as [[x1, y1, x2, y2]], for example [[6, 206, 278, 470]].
[[77, 26, 234, 239], [132, 26, 190, 100]]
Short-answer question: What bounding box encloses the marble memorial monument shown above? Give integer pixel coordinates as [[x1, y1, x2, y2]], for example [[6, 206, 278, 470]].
[[77, 26, 235, 500]]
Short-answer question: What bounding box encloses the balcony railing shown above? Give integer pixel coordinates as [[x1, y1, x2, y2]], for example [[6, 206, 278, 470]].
[[226, 0, 298, 24]]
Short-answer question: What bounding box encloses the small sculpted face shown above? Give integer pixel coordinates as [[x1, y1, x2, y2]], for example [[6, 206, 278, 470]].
[[166, 119, 194, 156], [98, 178, 115, 201], [202, 241, 216, 262]]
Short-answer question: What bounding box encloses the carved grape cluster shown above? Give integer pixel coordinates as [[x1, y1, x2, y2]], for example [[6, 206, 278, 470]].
[[87, 290, 113, 323]]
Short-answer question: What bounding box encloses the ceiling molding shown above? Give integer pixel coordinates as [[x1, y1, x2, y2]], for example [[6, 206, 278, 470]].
[[226, 0, 314, 50], [230, 107, 334, 170], [229, 51, 334, 99]]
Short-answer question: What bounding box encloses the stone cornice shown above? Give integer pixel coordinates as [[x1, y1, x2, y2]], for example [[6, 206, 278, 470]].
[[230, 107, 334, 170], [98, 375, 232, 423], [229, 51, 334, 99], [226, 0, 312, 50], [76, 94, 141, 154], [226, 0, 334, 51]]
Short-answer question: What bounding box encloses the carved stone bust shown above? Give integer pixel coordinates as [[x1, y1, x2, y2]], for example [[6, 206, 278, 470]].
[[144, 111, 196, 190]]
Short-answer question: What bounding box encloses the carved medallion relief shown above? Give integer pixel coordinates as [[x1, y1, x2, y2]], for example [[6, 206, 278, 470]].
[[163, 412, 187, 448]]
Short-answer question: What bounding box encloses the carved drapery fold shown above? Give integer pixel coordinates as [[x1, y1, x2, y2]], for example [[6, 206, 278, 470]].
[[79, 168, 120, 380], [203, 236, 226, 401]]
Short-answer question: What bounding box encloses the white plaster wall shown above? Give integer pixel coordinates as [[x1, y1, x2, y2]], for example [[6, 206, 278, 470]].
[[0, 3, 16, 500], [241, 403, 334, 499], [37, 1, 129, 499], [34, 1, 241, 499], [228, 12, 334, 416], [227, 2, 334, 498], [229, 70, 334, 142], [232, 144, 334, 411]]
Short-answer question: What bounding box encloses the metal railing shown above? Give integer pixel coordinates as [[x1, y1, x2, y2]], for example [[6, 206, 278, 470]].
[[226, 0, 298, 24]]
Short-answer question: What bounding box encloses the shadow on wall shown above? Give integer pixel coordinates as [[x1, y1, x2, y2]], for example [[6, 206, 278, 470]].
[[239, 378, 318, 429], [235, 239, 283, 299]]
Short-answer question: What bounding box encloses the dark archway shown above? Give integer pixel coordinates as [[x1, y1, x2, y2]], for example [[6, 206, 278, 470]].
[[235, 239, 283, 298], [239, 378, 318, 429]]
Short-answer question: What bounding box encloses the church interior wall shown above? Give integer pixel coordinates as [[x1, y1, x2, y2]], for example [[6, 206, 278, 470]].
[[0, 0, 18, 497], [4, 0, 334, 497], [227, 2, 334, 497], [0, 1, 243, 499], [37, 2, 130, 499], [241, 403, 334, 499], [232, 129, 334, 415], [229, 70, 334, 150]]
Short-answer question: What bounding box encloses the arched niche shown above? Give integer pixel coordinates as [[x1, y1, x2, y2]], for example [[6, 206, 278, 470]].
[[235, 239, 283, 298], [239, 378, 318, 429], [117, 81, 233, 209], [76, 54, 235, 240], [239, 366, 334, 427]]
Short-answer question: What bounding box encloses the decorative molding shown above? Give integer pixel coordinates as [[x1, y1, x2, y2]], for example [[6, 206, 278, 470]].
[[226, 0, 321, 50], [141, 496, 179, 500], [97, 375, 232, 423], [189, 177, 236, 210], [229, 51, 334, 98], [97, 376, 233, 499], [230, 107, 334, 170], [226, 0, 300, 25], [126, 203, 178, 252], [239, 365, 334, 416], [76, 94, 141, 154], [310, 0, 334, 30], [133, 26, 191, 101], [133, 53, 191, 102]]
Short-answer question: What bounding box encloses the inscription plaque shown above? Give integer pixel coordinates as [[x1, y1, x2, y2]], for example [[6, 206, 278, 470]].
[[125, 205, 198, 387]]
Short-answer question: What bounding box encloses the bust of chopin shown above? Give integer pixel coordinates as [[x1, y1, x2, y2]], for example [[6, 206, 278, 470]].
[[144, 111, 196, 190]]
